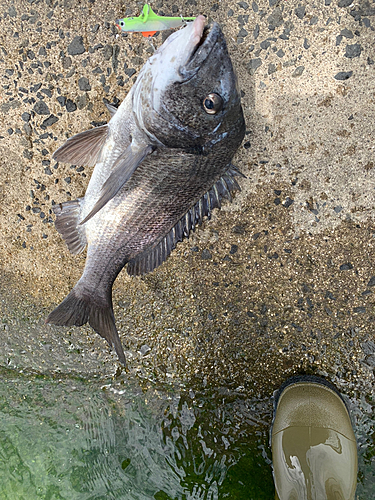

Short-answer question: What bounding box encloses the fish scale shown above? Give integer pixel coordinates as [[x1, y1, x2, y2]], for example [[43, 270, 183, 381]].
[[90, 151, 213, 253], [47, 17, 245, 364]]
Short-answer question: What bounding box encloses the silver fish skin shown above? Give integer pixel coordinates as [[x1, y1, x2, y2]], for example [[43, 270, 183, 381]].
[[46, 16, 246, 364]]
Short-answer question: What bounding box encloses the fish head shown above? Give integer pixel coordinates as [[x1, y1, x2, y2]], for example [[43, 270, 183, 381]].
[[133, 16, 245, 153]]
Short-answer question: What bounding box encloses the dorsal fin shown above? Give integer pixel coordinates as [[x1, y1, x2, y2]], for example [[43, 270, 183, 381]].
[[127, 165, 244, 276], [53, 124, 108, 167]]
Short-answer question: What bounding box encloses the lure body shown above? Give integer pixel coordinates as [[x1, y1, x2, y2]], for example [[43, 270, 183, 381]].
[[116, 4, 196, 37]]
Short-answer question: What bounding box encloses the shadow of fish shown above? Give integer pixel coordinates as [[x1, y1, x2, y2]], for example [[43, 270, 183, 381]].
[[46, 16, 246, 364]]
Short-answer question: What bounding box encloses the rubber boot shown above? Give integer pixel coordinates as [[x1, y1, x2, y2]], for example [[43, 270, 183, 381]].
[[271, 375, 357, 500]]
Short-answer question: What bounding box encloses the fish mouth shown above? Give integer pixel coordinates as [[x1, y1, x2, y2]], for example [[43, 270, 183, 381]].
[[179, 21, 222, 80], [190, 25, 211, 58]]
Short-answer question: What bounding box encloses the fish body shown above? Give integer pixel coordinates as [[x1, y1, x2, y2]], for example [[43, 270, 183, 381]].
[[47, 17, 246, 364], [116, 4, 196, 37]]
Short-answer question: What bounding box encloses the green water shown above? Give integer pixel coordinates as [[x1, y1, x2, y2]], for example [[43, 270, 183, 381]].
[[0, 368, 373, 499]]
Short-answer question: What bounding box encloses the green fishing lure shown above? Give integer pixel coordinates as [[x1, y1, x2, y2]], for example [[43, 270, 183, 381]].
[[116, 4, 196, 37]]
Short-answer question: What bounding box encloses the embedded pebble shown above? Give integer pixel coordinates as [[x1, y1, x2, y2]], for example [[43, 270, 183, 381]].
[[283, 197, 294, 208], [33, 101, 50, 115], [341, 28, 354, 39], [68, 36, 85, 56], [340, 263, 353, 271], [230, 245, 238, 255], [201, 249, 212, 260], [334, 71, 353, 80], [247, 58, 262, 74], [267, 8, 283, 29], [295, 5, 306, 19], [292, 66, 305, 77], [66, 99, 77, 112], [78, 77, 91, 91], [345, 44, 362, 58], [139, 344, 151, 356]]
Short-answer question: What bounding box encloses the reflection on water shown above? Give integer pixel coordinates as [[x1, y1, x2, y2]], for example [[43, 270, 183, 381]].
[[0, 367, 373, 499]]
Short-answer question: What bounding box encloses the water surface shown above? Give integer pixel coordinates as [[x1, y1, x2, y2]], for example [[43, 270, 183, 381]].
[[0, 368, 373, 499]]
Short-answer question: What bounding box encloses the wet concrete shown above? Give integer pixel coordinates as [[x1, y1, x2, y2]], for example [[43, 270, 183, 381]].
[[0, 0, 374, 412]]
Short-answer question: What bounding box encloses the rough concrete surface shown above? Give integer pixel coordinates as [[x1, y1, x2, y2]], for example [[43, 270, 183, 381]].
[[0, 0, 374, 411]]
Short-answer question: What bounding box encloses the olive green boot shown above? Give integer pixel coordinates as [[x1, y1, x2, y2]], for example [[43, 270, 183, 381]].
[[271, 376, 357, 500]]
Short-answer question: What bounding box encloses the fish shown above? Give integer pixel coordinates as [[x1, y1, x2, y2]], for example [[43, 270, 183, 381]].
[[116, 4, 196, 37], [46, 15, 246, 365]]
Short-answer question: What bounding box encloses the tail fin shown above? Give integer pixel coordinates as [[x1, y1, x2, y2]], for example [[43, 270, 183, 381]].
[[46, 288, 126, 365]]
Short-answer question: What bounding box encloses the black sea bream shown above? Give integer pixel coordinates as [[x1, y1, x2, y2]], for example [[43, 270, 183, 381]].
[[47, 16, 246, 364]]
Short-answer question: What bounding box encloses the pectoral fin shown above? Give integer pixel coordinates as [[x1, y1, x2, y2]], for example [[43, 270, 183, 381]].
[[80, 143, 154, 225], [53, 124, 108, 167]]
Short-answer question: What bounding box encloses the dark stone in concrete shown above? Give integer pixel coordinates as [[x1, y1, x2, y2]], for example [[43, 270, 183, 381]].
[[283, 197, 294, 207], [67, 36, 85, 56], [344, 43, 362, 58], [42, 115, 58, 127], [295, 5, 305, 18], [201, 249, 212, 259], [78, 76, 91, 91], [247, 58, 262, 74], [293, 66, 305, 77], [341, 28, 354, 38], [353, 306, 366, 313], [33, 100, 50, 115], [268, 7, 283, 29], [334, 71, 353, 80], [62, 56, 72, 69], [66, 99, 77, 112], [340, 262, 353, 271], [56, 96, 66, 107], [268, 63, 277, 74]]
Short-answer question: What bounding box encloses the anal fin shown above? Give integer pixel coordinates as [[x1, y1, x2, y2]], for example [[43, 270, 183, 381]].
[[53, 198, 87, 254]]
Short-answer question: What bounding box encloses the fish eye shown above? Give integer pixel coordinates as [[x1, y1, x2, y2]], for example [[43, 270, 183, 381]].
[[120, 20, 125, 26], [203, 93, 223, 115]]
